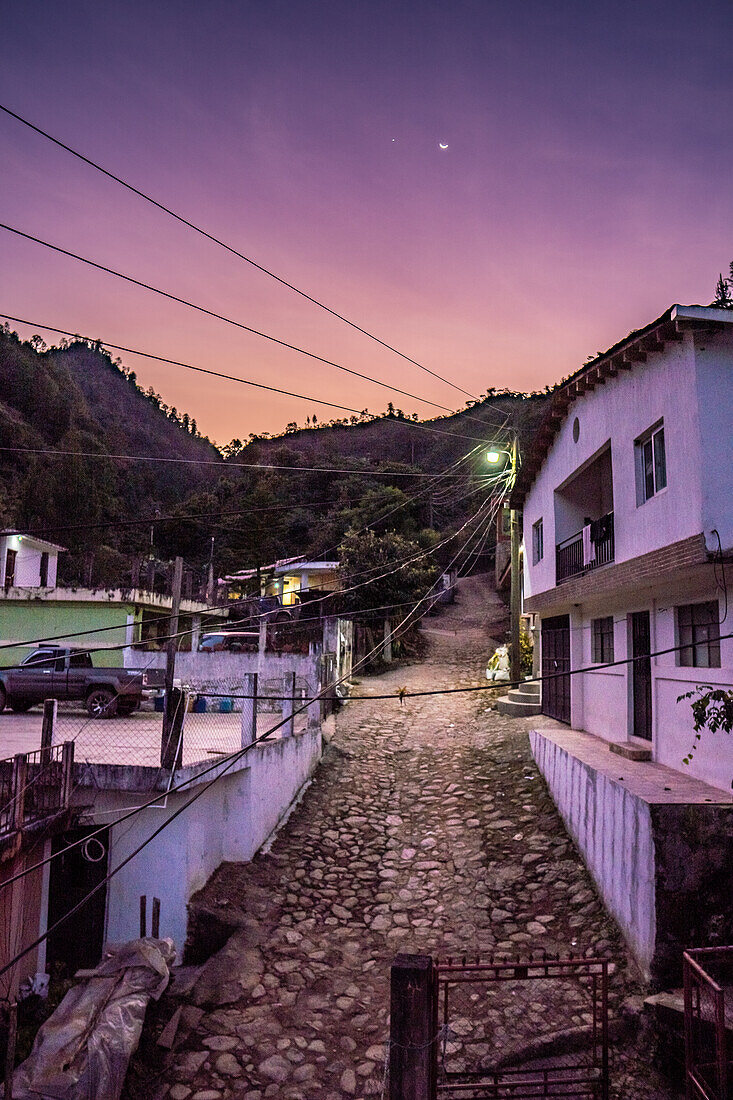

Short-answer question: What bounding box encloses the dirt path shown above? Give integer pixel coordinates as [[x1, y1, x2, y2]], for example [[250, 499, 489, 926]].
[[154, 576, 676, 1100]]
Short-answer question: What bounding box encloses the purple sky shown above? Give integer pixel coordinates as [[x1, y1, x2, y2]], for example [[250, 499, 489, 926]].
[[2, 0, 732, 444]]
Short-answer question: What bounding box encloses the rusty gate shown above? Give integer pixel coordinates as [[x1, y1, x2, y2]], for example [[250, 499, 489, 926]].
[[435, 955, 610, 1098], [684, 947, 733, 1100]]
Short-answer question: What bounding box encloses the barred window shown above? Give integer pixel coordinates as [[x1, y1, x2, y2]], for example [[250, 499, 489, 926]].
[[677, 601, 720, 668], [591, 617, 614, 664]]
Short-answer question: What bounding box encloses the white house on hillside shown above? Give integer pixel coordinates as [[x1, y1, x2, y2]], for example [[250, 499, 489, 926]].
[[0, 531, 64, 589], [514, 304, 733, 791], [511, 305, 733, 984]]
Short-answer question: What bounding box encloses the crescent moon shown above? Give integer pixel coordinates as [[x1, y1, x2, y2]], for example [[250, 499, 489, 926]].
[[439, 143, 449, 149]]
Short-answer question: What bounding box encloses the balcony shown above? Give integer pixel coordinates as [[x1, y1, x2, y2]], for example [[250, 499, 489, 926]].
[[556, 512, 615, 583], [0, 742, 74, 842]]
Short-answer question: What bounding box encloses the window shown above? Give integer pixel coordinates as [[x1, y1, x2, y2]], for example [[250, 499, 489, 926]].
[[532, 518, 544, 564], [22, 650, 58, 669], [677, 601, 720, 668], [40, 552, 49, 586], [592, 617, 614, 663], [69, 652, 93, 668], [635, 421, 666, 504]]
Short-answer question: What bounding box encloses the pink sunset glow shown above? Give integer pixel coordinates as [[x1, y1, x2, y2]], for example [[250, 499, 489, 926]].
[[1, 0, 732, 445]]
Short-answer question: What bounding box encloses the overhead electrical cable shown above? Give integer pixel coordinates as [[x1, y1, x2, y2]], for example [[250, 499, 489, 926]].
[[0, 443, 507, 657], [0, 101, 478, 401], [0, 478, 501, 909], [0, 226, 501, 427], [0, 445, 484, 478], [0, 315, 491, 445]]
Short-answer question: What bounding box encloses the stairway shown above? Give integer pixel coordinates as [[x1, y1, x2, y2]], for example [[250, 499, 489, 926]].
[[496, 680, 541, 717]]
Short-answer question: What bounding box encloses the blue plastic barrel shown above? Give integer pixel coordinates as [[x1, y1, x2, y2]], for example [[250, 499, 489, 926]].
[[193, 696, 207, 713], [219, 698, 234, 714]]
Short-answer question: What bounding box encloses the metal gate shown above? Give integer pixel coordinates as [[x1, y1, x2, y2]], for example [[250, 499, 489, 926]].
[[435, 954, 610, 1098], [541, 616, 571, 725], [684, 947, 733, 1099]]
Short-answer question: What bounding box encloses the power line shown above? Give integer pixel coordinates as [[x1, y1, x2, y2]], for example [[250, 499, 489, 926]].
[[0, 225, 493, 424], [0, 444, 483, 478], [0, 445, 502, 658], [12, 495, 373, 538], [0, 315, 492, 445], [0, 506, 492, 974], [0, 101, 478, 402], [0, 497, 498, 668]]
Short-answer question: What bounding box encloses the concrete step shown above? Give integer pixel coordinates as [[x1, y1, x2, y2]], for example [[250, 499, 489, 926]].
[[496, 697, 542, 717], [520, 680, 541, 697], [511, 689, 541, 704]]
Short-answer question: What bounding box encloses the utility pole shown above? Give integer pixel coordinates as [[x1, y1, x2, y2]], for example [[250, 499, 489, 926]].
[[161, 556, 183, 770], [206, 536, 215, 604], [509, 436, 521, 685]]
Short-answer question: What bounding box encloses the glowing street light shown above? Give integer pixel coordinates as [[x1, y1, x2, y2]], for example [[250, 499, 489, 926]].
[[485, 438, 521, 682]]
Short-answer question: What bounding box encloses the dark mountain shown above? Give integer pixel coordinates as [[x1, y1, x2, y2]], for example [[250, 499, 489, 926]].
[[0, 324, 549, 588]]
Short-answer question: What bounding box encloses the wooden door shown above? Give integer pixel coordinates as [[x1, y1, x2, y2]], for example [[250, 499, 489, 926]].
[[631, 611, 652, 741], [541, 615, 571, 724]]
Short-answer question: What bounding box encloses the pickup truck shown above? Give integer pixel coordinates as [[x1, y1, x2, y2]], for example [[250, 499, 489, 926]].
[[0, 646, 165, 718]]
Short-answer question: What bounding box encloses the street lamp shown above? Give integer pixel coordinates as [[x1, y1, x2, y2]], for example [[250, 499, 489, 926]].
[[486, 438, 521, 684]]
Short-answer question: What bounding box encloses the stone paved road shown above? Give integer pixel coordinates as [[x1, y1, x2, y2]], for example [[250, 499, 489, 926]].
[[156, 576, 678, 1100]]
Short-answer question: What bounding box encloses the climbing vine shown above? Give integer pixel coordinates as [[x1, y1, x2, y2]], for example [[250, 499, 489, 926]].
[[677, 685, 733, 766]]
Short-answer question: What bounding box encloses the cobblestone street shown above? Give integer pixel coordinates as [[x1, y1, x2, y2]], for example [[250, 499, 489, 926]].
[[157, 576, 678, 1100]]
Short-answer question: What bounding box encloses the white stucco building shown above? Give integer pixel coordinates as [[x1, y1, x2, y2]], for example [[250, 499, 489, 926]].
[[514, 304, 733, 789], [512, 305, 733, 984], [0, 531, 64, 590]]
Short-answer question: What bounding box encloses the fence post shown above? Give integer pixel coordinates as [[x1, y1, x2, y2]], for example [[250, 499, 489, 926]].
[[161, 687, 185, 770], [60, 742, 74, 809], [307, 674, 320, 731], [281, 671, 296, 737], [389, 954, 437, 1100], [41, 699, 57, 762], [11, 755, 27, 832], [241, 672, 257, 747], [383, 616, 393, 662]]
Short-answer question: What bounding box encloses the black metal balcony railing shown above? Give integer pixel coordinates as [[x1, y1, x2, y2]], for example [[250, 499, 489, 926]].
[[556, 512, 615, 584]]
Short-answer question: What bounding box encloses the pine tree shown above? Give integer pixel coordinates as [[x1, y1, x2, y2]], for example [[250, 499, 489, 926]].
[[713, 273, 733, 308]]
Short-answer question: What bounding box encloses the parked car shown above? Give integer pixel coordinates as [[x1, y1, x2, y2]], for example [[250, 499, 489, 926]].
[[0, 646, 165, 718], [198, 631, 259, 653]]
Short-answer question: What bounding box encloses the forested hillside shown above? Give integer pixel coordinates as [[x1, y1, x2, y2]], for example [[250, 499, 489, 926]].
[[0, 325, 549, 588]]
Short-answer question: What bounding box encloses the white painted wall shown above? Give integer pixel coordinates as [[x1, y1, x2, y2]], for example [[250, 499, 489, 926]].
[[543, 578, 733, 791], [530, 729, 657, 978], [693, 332, 733, 554], [0, 535, 59, 588], [87, 726, 322, 955], [131, 648, 319, 687], [524, 331, 705, 602]]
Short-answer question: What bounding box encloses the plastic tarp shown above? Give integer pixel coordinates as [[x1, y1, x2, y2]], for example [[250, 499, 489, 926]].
[[11, 938, 175, 1100]]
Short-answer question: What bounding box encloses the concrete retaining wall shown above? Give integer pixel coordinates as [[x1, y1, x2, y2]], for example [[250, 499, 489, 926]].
[[530, 728, 733, 987], [530, 729, 656, 976], [81, 725, 322, 958]]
